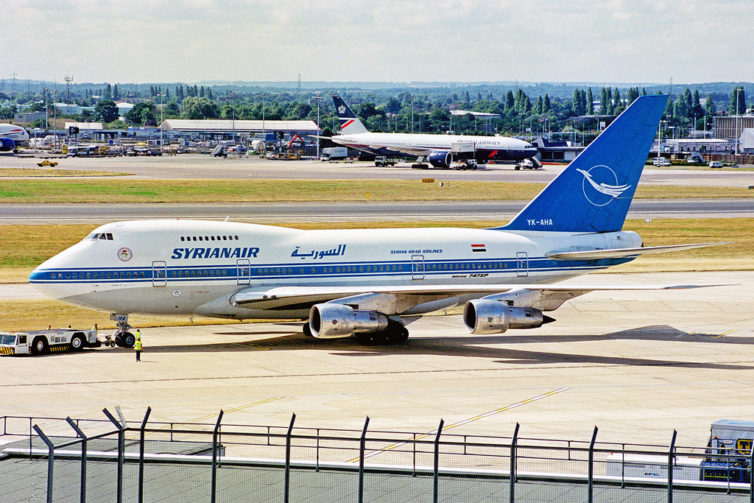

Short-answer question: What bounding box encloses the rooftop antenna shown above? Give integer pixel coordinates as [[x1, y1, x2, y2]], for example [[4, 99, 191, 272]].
[[297, 73, 301, 93], [65, 75, 73, 102]]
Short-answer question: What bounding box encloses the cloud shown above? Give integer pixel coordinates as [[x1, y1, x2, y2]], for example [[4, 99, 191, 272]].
[[1, 0, 752, 83]]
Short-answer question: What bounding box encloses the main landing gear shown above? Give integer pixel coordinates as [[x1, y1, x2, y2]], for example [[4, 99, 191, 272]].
[[301, 319, 409, 345], [110, 313, 136, 348]]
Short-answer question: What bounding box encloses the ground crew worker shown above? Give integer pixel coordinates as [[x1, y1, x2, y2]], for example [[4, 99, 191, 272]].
[[93, 323, 98, 338], [134, 329, 142, 362]]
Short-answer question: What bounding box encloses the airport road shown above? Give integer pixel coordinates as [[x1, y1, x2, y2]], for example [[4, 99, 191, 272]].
[[6, 154, 754, 187], [3, 271, 752, 447], [3, 198, 754, 224]]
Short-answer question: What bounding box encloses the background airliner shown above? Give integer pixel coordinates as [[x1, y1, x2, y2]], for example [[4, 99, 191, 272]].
[[30, 95, 715, 347], [0, 123, 30, 152], [329, 95, 539, 168]]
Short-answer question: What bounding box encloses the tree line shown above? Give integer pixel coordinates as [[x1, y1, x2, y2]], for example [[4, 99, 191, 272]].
[[2, 83, 748, 138]]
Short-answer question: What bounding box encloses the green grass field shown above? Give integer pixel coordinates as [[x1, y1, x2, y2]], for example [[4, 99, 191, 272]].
[[1, 178, 753, 203], [0, 168, 125, 177]]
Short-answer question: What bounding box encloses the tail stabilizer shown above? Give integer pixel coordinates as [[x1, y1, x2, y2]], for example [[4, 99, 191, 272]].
[[332, 95, 369, 135], [501, 95, 668, 233]]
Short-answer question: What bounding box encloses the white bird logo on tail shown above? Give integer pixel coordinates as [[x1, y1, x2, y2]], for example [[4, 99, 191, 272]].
[[576, 168, 631, 198]]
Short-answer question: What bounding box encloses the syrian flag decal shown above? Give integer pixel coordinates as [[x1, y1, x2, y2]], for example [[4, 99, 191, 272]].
[[471, 244, 486, 253]]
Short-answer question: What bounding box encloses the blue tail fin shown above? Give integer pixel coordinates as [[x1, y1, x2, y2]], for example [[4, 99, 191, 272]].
[[332, 95, 369, 134], [501, 95, 668, 233]]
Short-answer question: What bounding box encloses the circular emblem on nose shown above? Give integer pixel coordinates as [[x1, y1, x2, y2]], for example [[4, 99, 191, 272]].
[[117, 247, 133, 262]]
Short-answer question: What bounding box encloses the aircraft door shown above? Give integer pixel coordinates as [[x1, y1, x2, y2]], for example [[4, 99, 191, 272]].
[[516, 252, 528, 277], [237, 258, 251, 285], [411, 254, 425, 280], [152, 260, 167, 287]]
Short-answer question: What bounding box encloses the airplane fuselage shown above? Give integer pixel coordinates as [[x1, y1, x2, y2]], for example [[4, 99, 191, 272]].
[[331, 132, 537, 162], [30, 219, 640, 320]]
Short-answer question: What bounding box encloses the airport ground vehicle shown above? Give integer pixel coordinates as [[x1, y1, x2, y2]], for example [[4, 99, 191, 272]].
[[0, 328, 101, 355], [515, 158, 543, 170], [709, 161, 723, 168], [37, 159, 58, 167], [606, 419, 753, 483], [320, 146, 348, 161], [652, 157, 671, 166], [374, 156, 396, 167]]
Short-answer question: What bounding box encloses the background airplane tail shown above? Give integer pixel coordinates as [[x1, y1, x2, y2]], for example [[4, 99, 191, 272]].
[[333, 95, 369, 134], [500, 94, 668, 233]]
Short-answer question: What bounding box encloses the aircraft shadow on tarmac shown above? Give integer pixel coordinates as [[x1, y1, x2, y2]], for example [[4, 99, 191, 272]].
[[132, 324, 754, 371]]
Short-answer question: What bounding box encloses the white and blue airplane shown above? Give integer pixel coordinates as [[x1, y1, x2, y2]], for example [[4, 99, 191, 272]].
[[30, 95, 715, 347], [0, 123, 30, 152], [329, 95, 539, 168]]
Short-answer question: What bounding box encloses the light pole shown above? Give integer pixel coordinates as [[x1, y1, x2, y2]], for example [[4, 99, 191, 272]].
[[735, 87, 741, 156], [158, 92, 164, 151], [313, 95, 323, 159], [411, 94, 415, 133]]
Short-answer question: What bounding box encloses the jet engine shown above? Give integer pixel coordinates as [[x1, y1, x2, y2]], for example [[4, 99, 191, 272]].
[[309, 303, 389, 339], [428, 151, 452, 168], [463, 299, 545, 335], [0, 138, 15, 152]]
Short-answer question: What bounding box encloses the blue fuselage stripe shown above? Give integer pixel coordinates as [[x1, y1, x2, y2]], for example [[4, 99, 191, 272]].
[[29, 256, 632, 284]]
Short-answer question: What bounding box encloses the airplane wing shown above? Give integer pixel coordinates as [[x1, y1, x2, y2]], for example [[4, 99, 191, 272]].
[[230, 282, 714, 312], [546, 242, 728, 260]]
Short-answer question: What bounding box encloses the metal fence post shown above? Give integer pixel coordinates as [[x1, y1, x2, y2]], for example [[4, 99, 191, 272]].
[[433, 419, 444, 503], [32, 425, 54, 503], [749, 443, 753, 503], [139, 407, 151, 503], [66, 417, 88, 503], [284, 413, 296, 503], [413, 433, 417, 477], [587, 426, 598, 503], [103, 408, 125, 503], [211, 409, 223, 503], [358, 417, 370, 503], [668, 429, 677, 503], [510, 423, 520, 503]]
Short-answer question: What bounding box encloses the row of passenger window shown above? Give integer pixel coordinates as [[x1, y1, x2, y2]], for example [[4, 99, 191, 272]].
[[180, 235, 239, 242], [53, 262, 516, 281], [56, 271, 146, 279]]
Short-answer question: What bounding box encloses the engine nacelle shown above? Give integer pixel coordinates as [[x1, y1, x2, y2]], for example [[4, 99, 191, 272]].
[[463, 299, 544, 335], [0, 138, 15, 152], [309, 304, 389, 339], [428, 150, 452, 168]]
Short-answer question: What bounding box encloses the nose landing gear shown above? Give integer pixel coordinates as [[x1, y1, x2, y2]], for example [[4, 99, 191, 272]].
[[110, 313, 136, 348]]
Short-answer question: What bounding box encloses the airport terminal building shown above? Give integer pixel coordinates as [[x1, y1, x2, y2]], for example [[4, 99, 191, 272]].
[[160, 119, 320, 142]]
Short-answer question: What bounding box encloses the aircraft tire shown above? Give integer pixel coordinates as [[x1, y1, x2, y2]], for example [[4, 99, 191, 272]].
[[121, 332, 136, 348], [302, 323, 313, 337]]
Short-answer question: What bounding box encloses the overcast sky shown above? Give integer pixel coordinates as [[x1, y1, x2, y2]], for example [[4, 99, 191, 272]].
[[2, 0, 752, 85]]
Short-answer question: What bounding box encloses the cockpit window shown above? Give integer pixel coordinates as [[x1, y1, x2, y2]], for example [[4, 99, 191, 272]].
[[92, 233, 114, 240]]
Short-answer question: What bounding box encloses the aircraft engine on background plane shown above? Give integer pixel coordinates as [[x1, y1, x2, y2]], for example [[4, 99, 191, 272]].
[[309, 304, 389, 339], [428, 150, 453, 168], [0, 138, 16, 152], [463, 299, 549, 334]]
